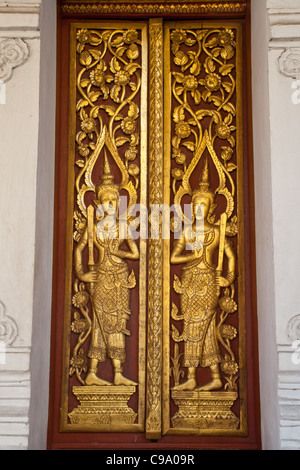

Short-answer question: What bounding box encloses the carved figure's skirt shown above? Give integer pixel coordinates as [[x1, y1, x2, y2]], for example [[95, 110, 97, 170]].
[[180, 265, 222, 368], [88, 262, 132, 363]]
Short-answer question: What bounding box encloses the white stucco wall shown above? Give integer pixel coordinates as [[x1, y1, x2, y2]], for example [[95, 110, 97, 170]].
[[28, 0, 56, 450], [0, 0, 42, 449], [252, 0, 300, 450], [251, 0, 280, 450], [0, 0, 56, 450], [0, 0, 300, 450], [267, 0, 300, 450]]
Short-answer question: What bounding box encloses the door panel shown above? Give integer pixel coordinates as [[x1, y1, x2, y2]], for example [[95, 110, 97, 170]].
[[60, 21, 148, 433], [48, 0, 260, 450], [162, 21, 247, 437]]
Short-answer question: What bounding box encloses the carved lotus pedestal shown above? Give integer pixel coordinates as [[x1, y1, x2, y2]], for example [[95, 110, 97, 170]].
[[171, 390, 239, 431], [68, 386, 137, 426]]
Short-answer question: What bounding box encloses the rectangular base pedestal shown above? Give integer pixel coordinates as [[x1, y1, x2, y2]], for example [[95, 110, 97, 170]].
[[171, 390, 239, 431], [68, 385, 137, 426]]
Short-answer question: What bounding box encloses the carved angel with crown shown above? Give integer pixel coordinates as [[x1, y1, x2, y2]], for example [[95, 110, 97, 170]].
[[171, 156, 236, 391], [74, 150, 139, 387]]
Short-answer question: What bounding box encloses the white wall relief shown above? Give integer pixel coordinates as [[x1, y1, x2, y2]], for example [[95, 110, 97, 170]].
[[278, 48, 300, 78], [0, 301, 18, 346], [0, 38, 29, 82]]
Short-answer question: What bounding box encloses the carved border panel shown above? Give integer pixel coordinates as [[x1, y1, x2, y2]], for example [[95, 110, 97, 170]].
[[145, 18, 164, 440], [61, 0, 247, 17]]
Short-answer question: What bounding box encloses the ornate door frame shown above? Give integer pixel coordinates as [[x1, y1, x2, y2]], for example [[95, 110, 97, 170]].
[[48, 0, 261, 450]]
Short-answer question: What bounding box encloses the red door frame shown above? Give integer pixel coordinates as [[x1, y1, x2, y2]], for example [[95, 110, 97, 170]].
[[47, 0, 261, 450]]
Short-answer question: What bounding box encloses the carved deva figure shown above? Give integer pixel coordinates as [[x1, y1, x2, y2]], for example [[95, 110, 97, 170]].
[[171, 159, 236, 391], [74, 154, 139, 387]]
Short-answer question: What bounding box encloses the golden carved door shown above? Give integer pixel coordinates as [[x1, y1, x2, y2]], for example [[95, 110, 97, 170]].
[[48, 0, 260, 450]]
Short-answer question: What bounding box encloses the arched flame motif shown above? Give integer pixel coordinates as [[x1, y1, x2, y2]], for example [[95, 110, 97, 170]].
[[174, 131, 235, 224], [77, 126, 137, 218]]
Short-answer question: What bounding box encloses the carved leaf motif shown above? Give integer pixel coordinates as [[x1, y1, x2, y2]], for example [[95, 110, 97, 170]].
[[127, 270, 137, 289], [89, 49, 102, 61], [111, 84, 121, 102], [80, 78, 90, 88], [220, 64, 235, 76], [76, 99, 89, 111], [171, 303, 184, 321], [171, 325, 183, 343], [110, 56, 121, 73], [227, 163, 237, 172], [204, 57, 216, 73], [127, 44, 139, 60], [190, 59, 201, 76], [128, 102, 139, 119], [116, 136, 130, 147], [125, 63, 140, 75], [174, 51, 189, 68], [89, 91, 101, 102], [173, 105, 185, 123], [173, 275, 184, 294], [80, 51, 92, 67]]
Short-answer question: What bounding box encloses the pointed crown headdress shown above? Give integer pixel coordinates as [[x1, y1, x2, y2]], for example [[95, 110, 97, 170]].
[[192, 157, 215, 202], [96, 151, 119, 200]]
